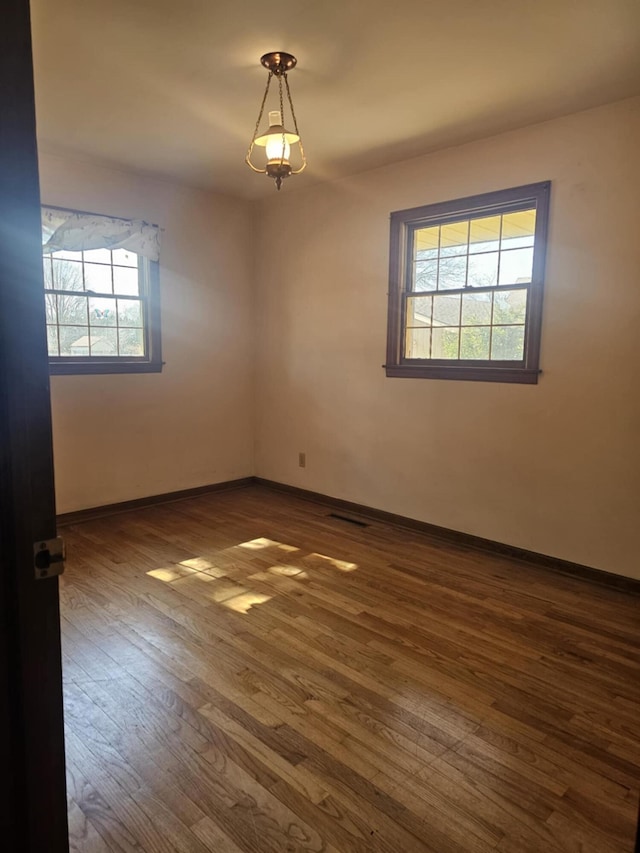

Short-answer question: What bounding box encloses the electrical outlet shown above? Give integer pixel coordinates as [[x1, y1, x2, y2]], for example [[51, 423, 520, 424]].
[[298, 452, 306, 468]]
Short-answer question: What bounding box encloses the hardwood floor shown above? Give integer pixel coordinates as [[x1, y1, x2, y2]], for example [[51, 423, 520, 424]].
[[59, 485, 640, 852]]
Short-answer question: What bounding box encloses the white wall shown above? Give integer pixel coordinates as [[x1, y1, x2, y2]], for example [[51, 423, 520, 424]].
[[253, 97, 640, 579], [40, 153, 254, 513]]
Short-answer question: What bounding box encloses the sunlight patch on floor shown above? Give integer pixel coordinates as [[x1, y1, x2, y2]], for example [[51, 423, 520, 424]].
[[202, 565, 230, 578], [238, 537, 300, 554], [220, 592, 272, 613], [236, 539, 358, 575], [267, 565, 309, 578], [147, 541, 356, 621], [148, 555, 231, 583], [309, 553, 358, 572], [180, 557, 215, 570], [147, 565, 199, 582], [147, 562, 274, 614], [238, 537, 283, 550], [204, 582, 248, 603]]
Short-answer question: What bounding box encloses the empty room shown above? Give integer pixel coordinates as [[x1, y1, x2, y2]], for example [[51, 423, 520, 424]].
[[1, 0, 639, 851]]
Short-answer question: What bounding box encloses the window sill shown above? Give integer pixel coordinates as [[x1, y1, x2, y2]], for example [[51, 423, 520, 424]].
[[49, 360, 163, 376], [384, 364, 540, 384]]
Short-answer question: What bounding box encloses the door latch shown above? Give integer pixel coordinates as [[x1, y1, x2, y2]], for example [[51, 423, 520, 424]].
[[34, 537, 65, 580]]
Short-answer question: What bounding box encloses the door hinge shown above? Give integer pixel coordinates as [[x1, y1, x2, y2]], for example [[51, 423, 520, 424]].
[[34, 537, 65, 580]]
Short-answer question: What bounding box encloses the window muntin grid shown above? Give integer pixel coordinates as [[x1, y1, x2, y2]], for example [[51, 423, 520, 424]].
[[403, 206, 536, 363], [386, 182, 550, 384], [43, 247, 149, 360], [404, 288, 528, 361]]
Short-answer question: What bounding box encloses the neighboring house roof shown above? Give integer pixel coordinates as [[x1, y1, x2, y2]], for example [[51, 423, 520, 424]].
[[70, 335, 115, 353], [413, 294, 462, 328]]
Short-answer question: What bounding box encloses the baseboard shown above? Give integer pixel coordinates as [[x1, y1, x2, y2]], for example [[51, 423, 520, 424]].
[[56, 477, 255, 526], [57, 474, 640, 594], [254, 477, 640, 595]]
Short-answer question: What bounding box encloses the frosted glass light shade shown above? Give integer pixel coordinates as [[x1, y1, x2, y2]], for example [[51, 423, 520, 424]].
[[266, 135, 291, 164], [254, 111, 300, 148]]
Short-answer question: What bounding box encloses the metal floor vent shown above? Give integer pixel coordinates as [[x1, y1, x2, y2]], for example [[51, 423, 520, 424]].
[[327, 512, 369, 528]]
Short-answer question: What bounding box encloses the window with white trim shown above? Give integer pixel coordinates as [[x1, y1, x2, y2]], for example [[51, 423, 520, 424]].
[[42, 206, 162, 375]]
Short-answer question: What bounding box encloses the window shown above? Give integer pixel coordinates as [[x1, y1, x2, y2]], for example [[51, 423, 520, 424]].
[[42, 206, 162, 375], [385, 182, 550, 383]]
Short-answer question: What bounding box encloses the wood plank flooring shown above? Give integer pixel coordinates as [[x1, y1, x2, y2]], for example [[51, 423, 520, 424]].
[[59, 485, 640, 852]]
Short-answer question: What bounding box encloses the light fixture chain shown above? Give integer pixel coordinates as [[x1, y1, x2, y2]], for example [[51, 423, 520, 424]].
[[246, 71, 273, 162], [285, 72, 306, 174], [284, 73, 300, 135], [278, 74, 286, 166]]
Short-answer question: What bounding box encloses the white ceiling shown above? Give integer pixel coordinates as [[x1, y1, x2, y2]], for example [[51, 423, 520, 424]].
[[30, 0, 640, 199]]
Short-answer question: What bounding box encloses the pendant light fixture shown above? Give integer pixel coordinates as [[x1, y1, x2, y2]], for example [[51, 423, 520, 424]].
[[246, 52, 306, 191]]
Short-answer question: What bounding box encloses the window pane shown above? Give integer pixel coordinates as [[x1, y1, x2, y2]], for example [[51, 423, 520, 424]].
[[491, 326, 525, 360], [51, 249, 81, 261], [117, 299, 143, 328], [499, 248, 533, 285], [90, 328, 118, 355], [89, 297, 117, 326], [52, 259, 83, 291], [406, 295, 432, 327], [46, 326, 59, 356], [493, 289, 527, 324], [467, 252, 498, 288], [460, 326, 490, 359], [414, 260, 437, 292], [43, 259, 53, 289], [469, 216, 501, 253], [112, 248, 138, 267], [405, 327, 431, 358], [84, 262, 113, 293], [57, 294, 88, 326], [113, 266, 139, 296], [501, 209, 535, 250], [414, 226, 439, 259], [440, 221, 469, 257], [59, 326, 89, 356], [461, 292, 492, 326], [433, 293, 460, 326], [83, 248, 112, 264], [432, 327, 459, 359], [119, 328, 145, 356], [45, 293, 57, 324], [438, 256, 467, 289]]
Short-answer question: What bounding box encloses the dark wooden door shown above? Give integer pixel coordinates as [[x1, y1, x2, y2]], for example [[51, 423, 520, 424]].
[[0, 1, 68, 850]]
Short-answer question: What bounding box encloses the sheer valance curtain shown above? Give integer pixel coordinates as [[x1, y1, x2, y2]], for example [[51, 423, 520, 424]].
[[42, 207, 162, 262]]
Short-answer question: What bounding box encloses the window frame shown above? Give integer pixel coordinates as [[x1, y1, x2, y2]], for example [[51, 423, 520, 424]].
[[43, 205, 163, 376], [385, 182, 551, 384]]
